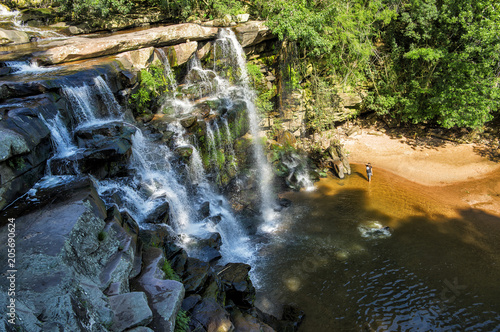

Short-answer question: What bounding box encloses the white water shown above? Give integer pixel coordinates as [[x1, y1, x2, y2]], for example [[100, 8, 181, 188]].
[[61, 76, 122, 124], [282, 153, 316, 192], [4, 60, 60, 75], [215, 28, 278, 231], [0, 6, 66, 40], [155, 48, 178, 91], [40, 112, 78, 158]]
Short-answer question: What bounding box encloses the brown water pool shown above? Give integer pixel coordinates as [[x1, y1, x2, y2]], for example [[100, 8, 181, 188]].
[[254, 164, 500, 331]]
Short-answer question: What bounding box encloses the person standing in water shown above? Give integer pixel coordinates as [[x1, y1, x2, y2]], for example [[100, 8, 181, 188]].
[[366, 163, 373, 182]]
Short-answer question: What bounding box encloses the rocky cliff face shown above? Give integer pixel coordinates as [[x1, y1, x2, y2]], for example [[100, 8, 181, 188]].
[[0, 20, 306, 332]]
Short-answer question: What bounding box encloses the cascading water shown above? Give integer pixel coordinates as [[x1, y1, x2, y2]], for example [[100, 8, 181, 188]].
[[215, 28, 278, 231], [3, 60, 60, 75], [282, 153, 315, 191], [61, 76, 123, 124], [0, 6, 65, 40], [155, 48, 178, 90]]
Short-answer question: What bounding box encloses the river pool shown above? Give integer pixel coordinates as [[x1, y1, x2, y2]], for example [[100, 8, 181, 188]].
[[254, 164, 500, 331]]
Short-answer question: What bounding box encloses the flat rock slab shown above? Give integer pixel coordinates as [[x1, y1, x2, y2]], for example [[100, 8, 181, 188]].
[[34, 24, 219, 65], [109, 292, 152, 332]]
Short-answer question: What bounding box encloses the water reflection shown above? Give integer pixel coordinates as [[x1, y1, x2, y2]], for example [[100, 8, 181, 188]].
[[254, 164, 500, 331]]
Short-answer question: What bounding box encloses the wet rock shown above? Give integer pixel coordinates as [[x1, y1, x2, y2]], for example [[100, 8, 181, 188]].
[[278, 198, 292, 208], [170, 248, 188, 276], [190, 298, 234, 332], [180, 115, 197, 128], [218, 263, 255, 308], [0, 95, 59, 209], [143, 200, 170, 224], [132, 247, 185, 332], [34, 24, 219, 65], [159, 41, 198, 67], [108, 292, 153, 332], [182, 258, 211, 294], [139, 224, 172, 248], [230, 307, 275, 332], [208, 214, 222, 225], [74, 121, 137, 178], [175, 146, 194, 159], [198, 201, 211, 219]]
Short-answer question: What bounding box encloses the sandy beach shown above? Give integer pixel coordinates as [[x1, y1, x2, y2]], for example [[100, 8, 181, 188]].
[[342, 128, 500, 215]]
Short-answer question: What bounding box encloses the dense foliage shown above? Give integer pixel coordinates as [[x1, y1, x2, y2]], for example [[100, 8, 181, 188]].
[[24, 0, 498, 129], [367, 0, 500, 128]]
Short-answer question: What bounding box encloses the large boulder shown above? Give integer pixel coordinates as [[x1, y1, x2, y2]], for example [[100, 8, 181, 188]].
[[0, 28, 29, 45], [218, 263, 255, 308], [132, 247, 185, 332], [190, 298, 234, 332], [159, 40, 198, 67], [0, 95, 60, 210], [34, 24, 219, 65], [68, 121, 137, 179], [233, 21, 275, 48], [0, 176, 137, 331], [108, 292, 153, 331]]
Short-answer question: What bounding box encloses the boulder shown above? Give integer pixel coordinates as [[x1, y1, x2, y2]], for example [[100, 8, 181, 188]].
[[198, 201, 211, 219], [182, 257, 211, 294], [326, 141, 351, 179], [0, 28, 29, 45], [133, 247, 185, 332], [159, 40, 198, 67], [230, 307, 275, 332], [34, 24, 219, 65], [73, 121, 137, 178], [0, 95, 60, 210], [108, 292, 153, 332], [233, 21, 275, 48], [190, 298, 234, 332], [143, 200, 170, 224], [115, 47, 155, 70], [0, 176, 136, 330], [236, 14, 250, 23], [218, 263, 255, 308]]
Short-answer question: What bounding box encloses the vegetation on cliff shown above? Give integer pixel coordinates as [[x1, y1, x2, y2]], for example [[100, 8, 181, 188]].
[[7, 0, 499, 130]]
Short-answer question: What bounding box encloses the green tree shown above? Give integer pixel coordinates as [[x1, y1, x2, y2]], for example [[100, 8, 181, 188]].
[[368, 0, 500, 128]]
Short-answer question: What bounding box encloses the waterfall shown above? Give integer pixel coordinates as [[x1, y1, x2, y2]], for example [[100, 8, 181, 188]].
[[215, 28, 278, 231], [4, 60, 60, 75], [40, 112, 78, 158], [61, 83, 98, 123], [282, 153, 316, 192], [222, 117, 237, 171], [0, 6, 65, 40], [61, 76, 122, 124], [205, 123, 218, 169], [93, 76, 122, 117], [155, 48, 178, 91]]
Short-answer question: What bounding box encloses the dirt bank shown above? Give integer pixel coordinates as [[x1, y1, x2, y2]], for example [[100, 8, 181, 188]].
[[342, 128, 500, 215]]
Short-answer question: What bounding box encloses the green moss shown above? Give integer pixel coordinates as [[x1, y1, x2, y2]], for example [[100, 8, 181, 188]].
[[97, 231, 108, 242], [7, 157, 26, 171], [162, 259, 181, 282]]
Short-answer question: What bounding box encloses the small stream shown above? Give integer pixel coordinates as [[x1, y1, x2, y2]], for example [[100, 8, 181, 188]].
[[254, 164, 500, 331]]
